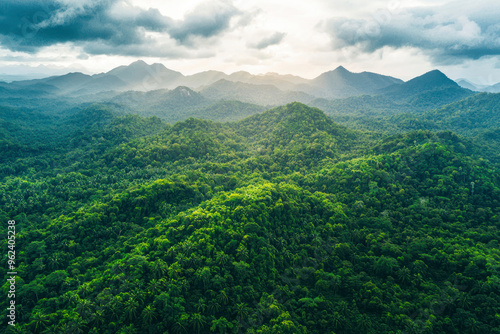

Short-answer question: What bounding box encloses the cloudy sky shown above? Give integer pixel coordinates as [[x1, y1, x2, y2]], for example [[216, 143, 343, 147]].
[[0, 0, 499, 84]]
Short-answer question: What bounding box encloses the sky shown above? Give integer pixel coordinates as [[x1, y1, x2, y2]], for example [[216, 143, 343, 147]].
[[0, 0, 500, 84]]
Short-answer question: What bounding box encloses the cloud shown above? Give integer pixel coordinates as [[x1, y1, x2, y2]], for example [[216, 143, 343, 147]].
[[248, 32, 286, 50], [320, 1, 500, 64], [0, 0, 242, 56], [168, 0, 240, 44]]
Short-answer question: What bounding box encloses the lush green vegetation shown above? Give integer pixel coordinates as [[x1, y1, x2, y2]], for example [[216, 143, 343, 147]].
[[1, 100, 499, 334]]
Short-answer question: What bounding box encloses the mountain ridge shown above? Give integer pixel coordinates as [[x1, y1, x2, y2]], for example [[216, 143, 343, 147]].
[[1, 61, 453, 99]]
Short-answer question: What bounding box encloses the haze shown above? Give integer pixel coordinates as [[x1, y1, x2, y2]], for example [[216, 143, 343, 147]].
[[0, 0, 499, 85]]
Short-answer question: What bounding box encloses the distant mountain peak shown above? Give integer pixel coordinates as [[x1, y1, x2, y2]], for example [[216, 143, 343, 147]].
[[129, 60, 148, 67], [423, 69, 448, 78], [309, 66, 403, 98], [379, 68, 473, 105], [406, 70, 459, 88], [456, 79, 479, 91], [169, 86, 204, 100], [172, 85, 196, 94], [334, 65, 349, 73]]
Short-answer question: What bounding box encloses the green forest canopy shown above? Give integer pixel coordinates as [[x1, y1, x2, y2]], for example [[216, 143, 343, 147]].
[[0, 101, 499, 334]]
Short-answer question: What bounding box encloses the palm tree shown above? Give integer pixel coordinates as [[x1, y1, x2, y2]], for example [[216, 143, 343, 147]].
[[76, 299, 93, 318], [131, 288, 145, 305], [141, 305, 156, 326], [190, 313, 206, 333], [331, 312, 343, 330], [217, 290, 229, 305], [147, 279, 162, 295], [397, 267, 411, 285], [78, 282, 91, 297], [458, 293, 472, 310], [172, 317, 188, 334], [195, 298, 207, 312], [208, 299, 221, 315], [30, 312, 49, 333], [68, 316, 87, 334], [107, 297, 123, 320], [8, 325, 31, 334], [235, 303, 249, 320], [47, 254, 61, 270], [210, 317, 234, 334], [120, 324, 137, 334], [467, 318, 481, 334], [357, 314, 371, 332], [91, 310, 105, 327], [152, 259, 167, 279], [41, 324, 60, 334], [216, 252, 229, 267], [338, 300, 350, 318], [125, 299, 139, 322]]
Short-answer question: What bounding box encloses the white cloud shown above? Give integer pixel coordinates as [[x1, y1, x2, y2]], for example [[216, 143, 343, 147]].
[[0, 0, 499, 83]]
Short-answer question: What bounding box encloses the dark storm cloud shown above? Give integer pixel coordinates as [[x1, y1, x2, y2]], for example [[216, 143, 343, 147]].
[[321, 3, 500, 64], [0, 0, 241, 56], [248, 32, 286, 50]]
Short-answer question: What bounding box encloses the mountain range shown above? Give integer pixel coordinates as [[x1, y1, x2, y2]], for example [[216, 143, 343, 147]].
[[0, 60, 474, 102], [1, 56, 500, 334], [456, 78, 500, 93]]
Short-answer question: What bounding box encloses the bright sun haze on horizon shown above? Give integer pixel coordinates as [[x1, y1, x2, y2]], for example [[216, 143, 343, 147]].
[[0, 0, 499, 84]]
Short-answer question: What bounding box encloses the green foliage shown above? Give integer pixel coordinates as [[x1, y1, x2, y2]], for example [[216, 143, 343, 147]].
[[1, 101, 499, 334]]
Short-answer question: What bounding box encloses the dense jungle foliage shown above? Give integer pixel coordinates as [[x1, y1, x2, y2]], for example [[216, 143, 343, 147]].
[[0, 100, 499, 334]]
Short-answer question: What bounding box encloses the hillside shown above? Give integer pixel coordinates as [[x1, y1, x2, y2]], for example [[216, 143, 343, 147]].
[[303, 66, 403, 98], [381, 70, 474, 107], [200, 79, 315, 106], [0, 102, 499, 334]]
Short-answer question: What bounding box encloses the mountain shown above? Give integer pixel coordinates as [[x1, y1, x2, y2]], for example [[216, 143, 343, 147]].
[[303, 71, 478, 133], [301, 66, 403, 98], [100, 61, 310, 92], [380, 70, 475, 110], [311, 94, 409, 116], [7, 61, 184, 95], [179, 70, 309, 91], [186, 100, 266, 122], [105, 60, 184, 91], [456, 79, 479, 91], [180, 70, 228, 88], [0, 82, 59, 98], [456, 78, 500, 93], [44, 72, 94, 91], [233, 102, 359, 157], [200, 79, 315, 106], [423, 92, 500, 131], [382, 70, 460, 98], [70, 75, 129, 95], [226, 71, 309, 91], [484, 82, 500, 93], [109, 86, 210, 121], [0, 61, 477, 105]]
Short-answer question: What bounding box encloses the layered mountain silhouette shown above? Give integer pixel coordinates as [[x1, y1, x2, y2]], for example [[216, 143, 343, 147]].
[[456, 78, 500, 93], [382, 70, 461, 98], [301, 65, 403, 98], [0, 60, 477, 115], [377, 70, 474, 110], [199, 79, 315, 106]]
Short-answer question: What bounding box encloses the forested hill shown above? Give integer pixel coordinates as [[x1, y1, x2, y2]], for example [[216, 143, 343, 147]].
[[1, 102, 499, 334]]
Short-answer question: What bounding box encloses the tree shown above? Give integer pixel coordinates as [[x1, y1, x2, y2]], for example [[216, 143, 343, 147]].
[[30, 312, 49, 334], [142, 305, 156, 326], [210, 317, 234, 334], [190, 313, 206, 333]]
